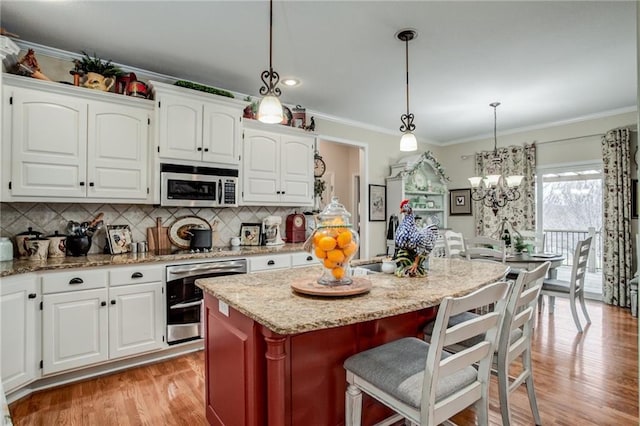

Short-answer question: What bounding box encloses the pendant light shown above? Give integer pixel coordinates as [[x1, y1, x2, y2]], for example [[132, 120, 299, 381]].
[[397, 29, 418, 152], [257, 0, 283, 124]]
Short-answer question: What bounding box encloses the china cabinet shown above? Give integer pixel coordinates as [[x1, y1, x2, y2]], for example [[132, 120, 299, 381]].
[[386, 152, 448, 245], [2, 74, 152, 203], [241, 121, 314, 206]]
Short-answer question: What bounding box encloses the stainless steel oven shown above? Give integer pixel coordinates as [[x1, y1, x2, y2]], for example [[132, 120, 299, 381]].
[[160, 163, 239, 207], [165, 259, 247, 345]]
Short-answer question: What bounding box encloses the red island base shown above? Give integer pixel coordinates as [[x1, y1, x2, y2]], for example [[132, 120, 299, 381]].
[[204, 293, 436, 425]]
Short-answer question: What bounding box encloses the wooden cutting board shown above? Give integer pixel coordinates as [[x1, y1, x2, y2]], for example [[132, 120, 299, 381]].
[[156, 217, 170, 251], [147, 217, 170, 251]]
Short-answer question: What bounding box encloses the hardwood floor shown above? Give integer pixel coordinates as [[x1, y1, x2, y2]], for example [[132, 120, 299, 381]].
[[9, 299, 638, 425]]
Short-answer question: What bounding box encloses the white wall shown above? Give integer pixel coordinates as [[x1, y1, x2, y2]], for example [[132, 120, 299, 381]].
[[436, 111, 638, 237]]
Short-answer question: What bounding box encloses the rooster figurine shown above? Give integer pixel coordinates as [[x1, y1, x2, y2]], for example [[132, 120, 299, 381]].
[[394, 199, 439, 277]]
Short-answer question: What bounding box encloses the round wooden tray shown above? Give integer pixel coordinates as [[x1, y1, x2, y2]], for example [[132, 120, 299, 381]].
[[291, 277, 372, 297]]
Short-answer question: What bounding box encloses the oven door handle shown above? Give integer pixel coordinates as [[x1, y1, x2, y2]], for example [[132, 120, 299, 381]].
[[170, 300, 203, 310], [168, 264, 244, 275]]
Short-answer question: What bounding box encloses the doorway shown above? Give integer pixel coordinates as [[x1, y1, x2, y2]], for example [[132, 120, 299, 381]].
[[316, 138, 367, 259], [536, 162, 603, 299]]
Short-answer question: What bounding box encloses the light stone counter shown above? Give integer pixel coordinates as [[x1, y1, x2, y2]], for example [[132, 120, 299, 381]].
[[196, 258, 508, 335], [0, 243, 306, 277]]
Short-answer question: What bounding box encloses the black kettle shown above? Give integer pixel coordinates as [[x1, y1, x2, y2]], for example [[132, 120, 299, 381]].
[[187, 227, 212, 250]]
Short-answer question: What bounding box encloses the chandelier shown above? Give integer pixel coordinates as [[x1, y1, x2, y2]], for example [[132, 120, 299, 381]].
[[468, 102, 523, 215], [257, 0, 283, 124], [397, 29, 418, 152]]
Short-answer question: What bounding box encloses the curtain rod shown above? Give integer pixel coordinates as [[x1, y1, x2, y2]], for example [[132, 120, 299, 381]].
[[459, 129, 638, 160]]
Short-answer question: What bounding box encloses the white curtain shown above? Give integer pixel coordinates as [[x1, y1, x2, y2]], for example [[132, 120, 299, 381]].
[[473, 144, 536, 237]]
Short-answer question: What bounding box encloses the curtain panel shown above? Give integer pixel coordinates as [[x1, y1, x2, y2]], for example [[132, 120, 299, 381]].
[[474, 144, 536, 237], [601, 128, 632, 307]]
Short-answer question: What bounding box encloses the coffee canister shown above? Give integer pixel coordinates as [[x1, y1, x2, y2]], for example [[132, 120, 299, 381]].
[[0, 237, 14, 261], [46, 231, 67, 258]]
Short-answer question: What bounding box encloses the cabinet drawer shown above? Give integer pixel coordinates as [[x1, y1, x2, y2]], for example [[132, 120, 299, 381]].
[[291, 252, 319, 267], [250, 254, 291, 272], [42, 269, 108, 294], [110, 264, 163, 286]]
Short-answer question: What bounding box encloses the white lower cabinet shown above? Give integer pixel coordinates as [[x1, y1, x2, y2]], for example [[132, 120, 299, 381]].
[[1, 274, 40, 392], [108, 282, 164, 359], [42, 288, 109, 375], [41, 266, 165, 376]]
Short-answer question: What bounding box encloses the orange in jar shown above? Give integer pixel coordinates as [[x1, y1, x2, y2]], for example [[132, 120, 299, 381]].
[[332, 266, 345, 280], [318, 236, 337, 251], [342, 241, 357, 257], [336, 231, 352, 248], [327, 249, 345, 263], [314, 246, 327, 259], [323, 258, 338, 269]]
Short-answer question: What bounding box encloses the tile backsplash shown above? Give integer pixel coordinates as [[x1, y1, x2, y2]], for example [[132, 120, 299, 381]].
[[0, 202, 303, 255]]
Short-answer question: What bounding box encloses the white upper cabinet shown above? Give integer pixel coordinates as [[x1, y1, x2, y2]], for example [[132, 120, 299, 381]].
[[242, 125, 314, 206], [151, 81, 243, 166], [2, 75, 152, 203]]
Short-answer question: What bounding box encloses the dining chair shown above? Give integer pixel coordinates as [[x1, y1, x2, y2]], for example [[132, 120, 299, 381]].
[[444, 230, 465, 258], [423, 262, 550, 426], [540, 237, 592, 332], [465, 236, 506, 263], [343, 280, 509, 426]]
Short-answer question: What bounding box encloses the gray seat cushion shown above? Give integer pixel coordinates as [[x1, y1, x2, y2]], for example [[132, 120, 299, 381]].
[[344, 337, 477, 409], [423, 312, 522, 349], [542, 278, 571, 293]]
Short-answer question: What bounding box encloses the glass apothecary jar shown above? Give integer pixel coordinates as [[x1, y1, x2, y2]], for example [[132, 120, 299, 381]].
[[312, 196, 359, 286]]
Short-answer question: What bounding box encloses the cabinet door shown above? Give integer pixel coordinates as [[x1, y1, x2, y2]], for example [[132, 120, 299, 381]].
[[202, 102, 240, 165], [1, 275, 39, 392], [87, 101, 149, 200], [157, 94, 202, 161], [108, 282, 164, 359], [10, 87, 87, 197], [42, 289, 108, 375], [242, 129, 280, 203], [280, 135, 313, 205]]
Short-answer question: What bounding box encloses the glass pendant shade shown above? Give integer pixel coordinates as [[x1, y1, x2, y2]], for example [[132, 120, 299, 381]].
[[485, 174, 501, 187], [257, 95, 283, 124], [468, 176, 483, 188], [399, 131, 417, 152], [505, 175, 524, 187]]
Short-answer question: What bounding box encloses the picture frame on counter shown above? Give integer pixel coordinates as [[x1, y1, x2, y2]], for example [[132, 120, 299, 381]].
[[107, 224, 133, 254], [240, 223, 262, 246], [449, 188, 472, 216], [368, 184, 386, 222]]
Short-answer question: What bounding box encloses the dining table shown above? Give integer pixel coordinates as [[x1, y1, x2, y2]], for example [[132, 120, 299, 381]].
[[504, 252, 565, 278]]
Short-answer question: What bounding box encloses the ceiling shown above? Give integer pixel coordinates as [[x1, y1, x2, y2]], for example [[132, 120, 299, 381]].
[[1, 1, 637, 145]]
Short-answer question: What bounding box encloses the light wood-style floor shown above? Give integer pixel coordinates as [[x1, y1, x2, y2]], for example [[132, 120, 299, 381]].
[[10, 298, 638, 425]]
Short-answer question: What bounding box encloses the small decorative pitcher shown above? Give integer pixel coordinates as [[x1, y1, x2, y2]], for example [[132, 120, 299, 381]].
[[82, 72, 115, 92]]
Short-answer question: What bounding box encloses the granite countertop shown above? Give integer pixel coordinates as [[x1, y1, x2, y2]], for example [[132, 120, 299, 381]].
[[0, 243, 306, 277], [196, 258, 508, 335]]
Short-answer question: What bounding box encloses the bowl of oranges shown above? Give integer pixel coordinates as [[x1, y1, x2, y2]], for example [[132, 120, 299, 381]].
[[311, 197, 359, 286]]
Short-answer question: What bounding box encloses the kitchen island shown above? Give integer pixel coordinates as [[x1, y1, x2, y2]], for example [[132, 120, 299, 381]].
[[196, 258, 508, 426]]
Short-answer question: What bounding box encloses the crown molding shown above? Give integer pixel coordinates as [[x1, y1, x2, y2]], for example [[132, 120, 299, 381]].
[[440, 105, 638, 146]]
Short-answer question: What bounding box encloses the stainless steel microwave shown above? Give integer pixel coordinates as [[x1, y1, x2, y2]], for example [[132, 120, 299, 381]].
[[160, 163, 238, 207]]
